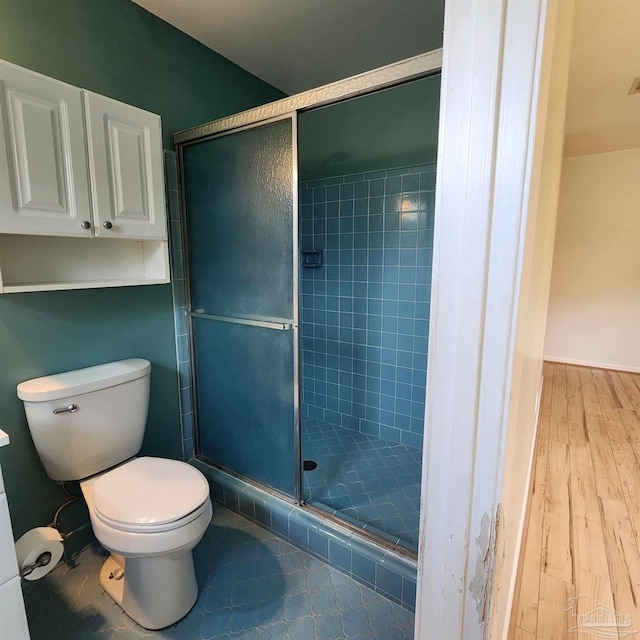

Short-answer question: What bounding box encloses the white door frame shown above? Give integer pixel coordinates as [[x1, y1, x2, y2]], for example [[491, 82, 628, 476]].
[[416, 0, 552, 637]]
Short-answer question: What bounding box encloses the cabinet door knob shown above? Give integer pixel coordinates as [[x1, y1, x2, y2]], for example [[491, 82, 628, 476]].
[[80, 220, 91, 230], [103, 221, 113, 230]]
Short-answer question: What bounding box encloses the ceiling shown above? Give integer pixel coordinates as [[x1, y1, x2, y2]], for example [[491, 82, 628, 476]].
[[131, 0, 443, 95], [564, 0, 640, 157]]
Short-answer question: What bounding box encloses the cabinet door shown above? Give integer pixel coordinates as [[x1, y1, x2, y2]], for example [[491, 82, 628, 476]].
[[0, 61, 93, 237], [0, 577, 30, 640], [84, 91, 167, 240]]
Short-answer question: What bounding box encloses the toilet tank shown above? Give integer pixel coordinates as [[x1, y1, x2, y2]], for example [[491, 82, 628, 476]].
[[17, 359, 151, 482]]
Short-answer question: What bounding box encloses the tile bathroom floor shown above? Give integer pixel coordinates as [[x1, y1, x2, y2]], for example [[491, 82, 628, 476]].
[[302, 419, 422, 551], [22, 504, 414, 640]]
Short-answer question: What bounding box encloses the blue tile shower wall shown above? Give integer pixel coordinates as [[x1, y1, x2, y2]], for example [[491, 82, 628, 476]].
[[165, 150, 195, 460], [300, 165, 435, 449]]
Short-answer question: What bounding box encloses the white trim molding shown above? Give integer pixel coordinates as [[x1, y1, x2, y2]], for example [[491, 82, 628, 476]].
[[415, 0, 553, 638], [544, 356, 640, 374]]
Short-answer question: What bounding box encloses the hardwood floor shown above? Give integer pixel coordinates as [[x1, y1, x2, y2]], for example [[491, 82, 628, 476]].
[[509, 362, 640, 640]]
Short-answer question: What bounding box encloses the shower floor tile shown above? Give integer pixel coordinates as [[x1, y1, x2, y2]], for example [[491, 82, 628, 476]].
[[23, 505, 413, 640], [302, 420, 422, 551]]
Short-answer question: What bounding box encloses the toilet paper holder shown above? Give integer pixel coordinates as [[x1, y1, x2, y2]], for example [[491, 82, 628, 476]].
[[15, 525, 64, 581], [19, 551, 53, 578]]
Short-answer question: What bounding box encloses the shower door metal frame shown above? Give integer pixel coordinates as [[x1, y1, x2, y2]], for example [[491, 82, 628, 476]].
[[175, 49, 443, 508], [177, 112, 301, 501]]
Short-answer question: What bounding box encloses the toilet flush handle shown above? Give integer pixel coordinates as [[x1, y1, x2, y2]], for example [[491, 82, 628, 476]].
[[53, 404, 78, 415]]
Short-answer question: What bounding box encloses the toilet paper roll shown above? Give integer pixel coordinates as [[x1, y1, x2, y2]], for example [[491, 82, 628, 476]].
[[15, 526, 64, 581]]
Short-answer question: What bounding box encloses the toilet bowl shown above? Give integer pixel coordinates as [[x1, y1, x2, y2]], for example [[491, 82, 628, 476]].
[[81, 457, 212, 629], [17, 359, 212, 630]]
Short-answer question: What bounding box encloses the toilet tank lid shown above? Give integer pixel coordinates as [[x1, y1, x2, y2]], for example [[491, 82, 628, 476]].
[[17, 359, 151, 402]]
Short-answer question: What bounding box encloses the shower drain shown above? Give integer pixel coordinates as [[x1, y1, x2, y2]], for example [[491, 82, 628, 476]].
[[303, 460, 318, 471]]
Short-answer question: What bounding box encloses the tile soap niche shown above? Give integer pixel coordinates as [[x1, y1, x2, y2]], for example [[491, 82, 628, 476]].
[[301, 249, 323, 268]]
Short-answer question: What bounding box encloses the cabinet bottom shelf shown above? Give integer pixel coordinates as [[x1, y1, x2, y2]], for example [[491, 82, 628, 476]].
[[2, 278, 169, 294], [0, 234, 170, 294]]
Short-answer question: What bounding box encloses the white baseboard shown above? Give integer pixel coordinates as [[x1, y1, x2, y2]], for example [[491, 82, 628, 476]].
[[500, 373, 544, 640], [543, 355, 640, 374]]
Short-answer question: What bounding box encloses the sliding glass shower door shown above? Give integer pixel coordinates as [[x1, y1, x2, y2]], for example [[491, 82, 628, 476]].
[[181, 116, 298, 497]]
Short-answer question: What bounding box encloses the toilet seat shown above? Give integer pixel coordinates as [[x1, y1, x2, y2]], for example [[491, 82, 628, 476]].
[[93, 457, 210, 533], [95, 498, 210, 533]]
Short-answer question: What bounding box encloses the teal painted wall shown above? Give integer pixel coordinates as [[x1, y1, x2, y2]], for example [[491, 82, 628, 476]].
[[0, 0, 285, 147], [0, 0, 284, 538], [299, 75, 440, 180]]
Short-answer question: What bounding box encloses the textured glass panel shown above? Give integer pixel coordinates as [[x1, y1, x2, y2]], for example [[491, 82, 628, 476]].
[[184, 119, 293, 322], [193, 317, 295, 497]]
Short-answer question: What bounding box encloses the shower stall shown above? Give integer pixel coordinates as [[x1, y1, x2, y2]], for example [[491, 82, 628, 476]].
[[175, 53, 440, 558]]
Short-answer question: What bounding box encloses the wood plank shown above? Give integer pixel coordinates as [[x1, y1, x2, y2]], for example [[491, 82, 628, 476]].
[[541, 362, 554, 416], [603, 408, 640, 517], [592, 368, 623, 411], [511, 626, 535, 640], [549, 364, 569, 443], [570, 443, 610, 579], [585, 415, 625, 503], [626, 510, 640, 565], [513, 482, 545, 634], [619, 408, 640, 462], [510, 369, 552, 638], [508, 597, 520, 640], [542, 441, 573, 583], [566, 365, 588, 445], [617, 407, 640, 545], [572, 512, 610, 580], [569, 441, 598, 518], [606, 371, 635, 410], [579, 367, 602, 418], [585, 412, 607, 438], [599, 497, 640, 637], [619, 408, 640, 546], [532, 364, 554, 486], [536, 573, 575, 640], [532, 412, 550, 487], [570, 569, 618, 640], [617, 372, 640, 415], [589, 433, 626, 502]]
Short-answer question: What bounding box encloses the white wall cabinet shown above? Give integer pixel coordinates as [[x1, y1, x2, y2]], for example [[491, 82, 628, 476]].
[[0, 59, 169, 293], [0, 61, 92, 238], [85, 92, 166, 240], [0, 433, 30, 639]]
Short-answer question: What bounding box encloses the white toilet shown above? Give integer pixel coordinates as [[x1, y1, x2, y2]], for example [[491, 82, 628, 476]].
[[17, 358, 213, 630]]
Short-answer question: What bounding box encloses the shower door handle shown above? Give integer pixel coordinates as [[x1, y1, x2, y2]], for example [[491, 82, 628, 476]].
[[188, 311, 295, 331]]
